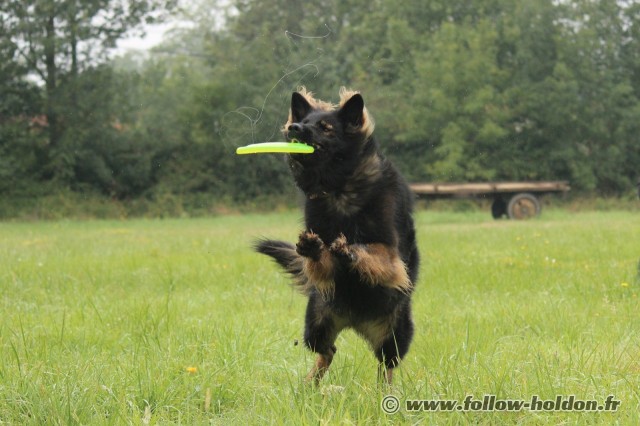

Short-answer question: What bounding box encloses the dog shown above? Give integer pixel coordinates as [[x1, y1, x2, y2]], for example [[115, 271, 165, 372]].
[[255, 87, 419, 384]]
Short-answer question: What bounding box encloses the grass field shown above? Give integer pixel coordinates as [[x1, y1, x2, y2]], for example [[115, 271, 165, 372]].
[[0, 210, 638, 424]]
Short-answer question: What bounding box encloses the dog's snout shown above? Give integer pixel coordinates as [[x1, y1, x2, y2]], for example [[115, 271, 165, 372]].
[[288, 123, 303, 133]]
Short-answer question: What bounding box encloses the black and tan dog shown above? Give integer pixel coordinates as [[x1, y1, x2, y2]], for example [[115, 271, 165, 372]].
[[255, 88, 419, 384]]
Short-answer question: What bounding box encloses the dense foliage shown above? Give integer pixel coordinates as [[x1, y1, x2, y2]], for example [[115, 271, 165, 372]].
[[2, 0, 639, 215]]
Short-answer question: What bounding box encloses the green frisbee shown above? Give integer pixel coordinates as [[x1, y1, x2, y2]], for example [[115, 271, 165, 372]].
[[236, 141, 314, 155]]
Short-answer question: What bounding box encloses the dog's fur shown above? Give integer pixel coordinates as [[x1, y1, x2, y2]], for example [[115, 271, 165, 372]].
[[255, 87, 419, 384]]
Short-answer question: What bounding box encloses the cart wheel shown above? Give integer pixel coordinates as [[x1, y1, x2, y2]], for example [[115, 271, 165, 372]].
[[507, 193, 541, 219], [491, 198, 507, 219]]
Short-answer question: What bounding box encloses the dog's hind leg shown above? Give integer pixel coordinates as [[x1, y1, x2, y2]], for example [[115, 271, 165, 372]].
[[305, 345, 337, 383], [302, 293, 342, 384], [375, 342, 402, 385], [377, 363, 394, 385], [373, 306, 414, 385]]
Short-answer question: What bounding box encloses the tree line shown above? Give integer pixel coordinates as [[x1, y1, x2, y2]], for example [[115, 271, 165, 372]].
[[1, 0, 639, 215]]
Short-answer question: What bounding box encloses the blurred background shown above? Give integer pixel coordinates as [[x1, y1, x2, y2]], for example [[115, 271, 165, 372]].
[[1, 0, 639, 218]]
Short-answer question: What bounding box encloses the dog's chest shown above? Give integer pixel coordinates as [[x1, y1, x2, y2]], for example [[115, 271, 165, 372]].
[[329, 192, 363, 216], [306, 212, 374, 246]]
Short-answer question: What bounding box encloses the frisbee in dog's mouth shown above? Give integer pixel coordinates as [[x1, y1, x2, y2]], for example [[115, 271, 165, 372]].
[[236, 141, 314, 155]]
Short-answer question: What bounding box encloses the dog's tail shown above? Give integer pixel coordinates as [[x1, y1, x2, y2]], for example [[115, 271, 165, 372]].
[[254, 239, 310, 293], [254, 239, 299, 271]]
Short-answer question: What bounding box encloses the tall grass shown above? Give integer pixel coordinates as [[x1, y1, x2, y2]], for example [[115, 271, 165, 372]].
[[0, 210, 638, 424]]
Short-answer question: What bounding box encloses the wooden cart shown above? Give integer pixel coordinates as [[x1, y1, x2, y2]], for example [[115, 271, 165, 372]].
[[409, 181, 570, 219]]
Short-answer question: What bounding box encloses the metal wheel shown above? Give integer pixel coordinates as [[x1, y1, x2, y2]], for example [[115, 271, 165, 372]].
[[507, 193, 541, 220], [491, 198, 507, 219]]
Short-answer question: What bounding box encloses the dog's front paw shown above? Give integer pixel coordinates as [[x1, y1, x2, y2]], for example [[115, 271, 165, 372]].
[[296, 231, 324, 261], [329, 234, 355, 262]]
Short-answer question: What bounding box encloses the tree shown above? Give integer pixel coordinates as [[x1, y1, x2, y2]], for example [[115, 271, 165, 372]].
[[3, 0, 640, 214], [1, 0, 177, 181], [401, 19, 508, 181], [555, 0, 640, 193], [0, 19, 44, 194]]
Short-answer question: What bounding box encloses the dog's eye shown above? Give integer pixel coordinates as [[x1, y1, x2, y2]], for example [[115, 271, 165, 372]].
[[318, 120, 333, 133]]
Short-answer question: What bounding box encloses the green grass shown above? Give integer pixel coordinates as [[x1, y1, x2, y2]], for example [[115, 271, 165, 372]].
[[0, 210, 638, 424]]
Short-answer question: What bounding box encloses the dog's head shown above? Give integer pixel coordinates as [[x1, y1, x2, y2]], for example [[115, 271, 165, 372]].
[[283, 88, 375, 167], [282, 88, 387, 210]]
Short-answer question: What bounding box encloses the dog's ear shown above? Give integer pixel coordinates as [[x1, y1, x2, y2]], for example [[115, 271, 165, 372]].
[[338, 93, 364, 130], [291, 92, 312, 123]]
